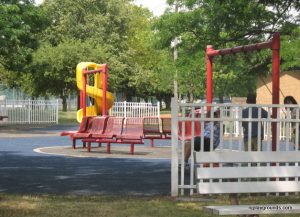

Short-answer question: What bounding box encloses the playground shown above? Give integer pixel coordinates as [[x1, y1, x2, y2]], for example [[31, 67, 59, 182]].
[[1, 1, 300, 216], [2, 126, 300, 217], [0, 33, 299, 217]]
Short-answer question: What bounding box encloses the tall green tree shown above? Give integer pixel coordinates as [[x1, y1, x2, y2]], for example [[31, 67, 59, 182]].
[[125, 5, 174, 103], [28, 0, 175, 109], [155, 0, 300, 100], [0, 0, 47, 86], [281, 26, 300, 71], [26, 0, 136, 109]]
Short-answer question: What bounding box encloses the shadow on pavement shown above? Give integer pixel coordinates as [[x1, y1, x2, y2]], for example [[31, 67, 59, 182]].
[[0, 151, 170, 196]]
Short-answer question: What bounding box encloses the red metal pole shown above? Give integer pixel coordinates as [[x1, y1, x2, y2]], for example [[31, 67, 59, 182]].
[[82, 68, 87, 119], [271, 32, 280, 151], [84, 69, 103, 74], [207, 41, 272, 57], [80, 91, 84, 109], [102, 64, 108, 116], [206, 45, 214, 104], [130, 144, 134, 155]]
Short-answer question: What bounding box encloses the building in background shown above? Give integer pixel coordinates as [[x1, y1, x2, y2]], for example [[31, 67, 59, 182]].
[[257, 70, 300, 104]]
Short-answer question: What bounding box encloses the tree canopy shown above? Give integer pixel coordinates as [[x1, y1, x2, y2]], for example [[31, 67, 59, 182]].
[[0, 0, 47, 86], [154, 0, 300, 100], [0, 0, 299, 108]]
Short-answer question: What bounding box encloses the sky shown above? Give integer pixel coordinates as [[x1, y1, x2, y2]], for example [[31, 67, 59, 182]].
[[35, 0, 167, 17], [133, 0, 167, 16]]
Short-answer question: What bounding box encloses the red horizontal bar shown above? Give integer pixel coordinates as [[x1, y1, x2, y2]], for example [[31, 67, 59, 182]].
[[207, 41, 272, 57], [83, 68, 103, 75]]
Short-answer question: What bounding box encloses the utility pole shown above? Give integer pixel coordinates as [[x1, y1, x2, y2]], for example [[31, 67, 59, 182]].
[[173, 1, 179, 99]]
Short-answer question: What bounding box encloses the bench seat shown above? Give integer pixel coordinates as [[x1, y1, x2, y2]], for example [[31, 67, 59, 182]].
[[0, 115, 8, 121], [204, 204, 300, 215], [83, 117, 144, 154], [194, 151, 300, 216]]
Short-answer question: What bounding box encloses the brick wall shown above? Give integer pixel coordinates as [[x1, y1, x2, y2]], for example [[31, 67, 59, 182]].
[[257, 70, 300, 104]]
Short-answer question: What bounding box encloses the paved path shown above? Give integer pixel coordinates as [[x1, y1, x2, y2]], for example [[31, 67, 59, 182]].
[[0, 125, 171, 196]]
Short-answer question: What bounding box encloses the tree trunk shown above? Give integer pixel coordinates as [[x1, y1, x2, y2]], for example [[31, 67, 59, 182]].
[[189, 92, 194, 103], [219, 96, 224, 103], [61, 95, 67, 112], [164, 95, 171, 110], [157, 96, 163, 110]]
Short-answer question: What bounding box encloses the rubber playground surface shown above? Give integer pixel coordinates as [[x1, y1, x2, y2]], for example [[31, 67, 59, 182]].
[[0, 124, 171, 196]]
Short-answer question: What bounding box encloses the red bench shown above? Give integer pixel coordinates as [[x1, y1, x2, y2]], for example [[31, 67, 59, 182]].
[[144, 117, 173, 147], [84, 117, 144, 154], [161, 117, 171, 139], [160, 116, 202, 141], [94, 116, 124, 139], [114, 117, 144, 154], [71, 116, 107, 149], [60, 116, 94, 148], [83, 117, 124, 152], [62, 115, 202, 153]]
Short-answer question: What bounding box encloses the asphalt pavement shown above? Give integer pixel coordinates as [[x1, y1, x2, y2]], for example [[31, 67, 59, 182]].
[[0, 124, 171, 196]]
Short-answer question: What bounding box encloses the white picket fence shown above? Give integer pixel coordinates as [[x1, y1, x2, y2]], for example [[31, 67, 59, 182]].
[[58, 98, 78, 111], [111, 101, 160, 118], [0, 100, 59, 124], [219, 106, 292, 140], [171, 100, 300, 196]]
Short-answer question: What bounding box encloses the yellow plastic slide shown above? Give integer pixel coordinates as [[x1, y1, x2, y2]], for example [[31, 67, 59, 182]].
[[76, 62, 114, 122]]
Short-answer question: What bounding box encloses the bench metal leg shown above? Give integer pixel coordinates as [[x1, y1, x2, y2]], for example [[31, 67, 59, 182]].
[[83, 142, 86, 149], [88, 142, 91, 152], [107, 143, 111, 154], [130, 144, 134, 155], [150, 139, 154, 148], [72, 139, 76, 149]]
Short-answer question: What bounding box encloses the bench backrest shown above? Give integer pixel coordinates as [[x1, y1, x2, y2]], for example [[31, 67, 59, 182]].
[[103, 116, 124, 137], [122, 117, 144, 139], [161, 117, 171, 137], [143, 117, 161, 136], [88, 116, 107, 134], [194, 151, 300, 194], [78, 116, 94, 132]]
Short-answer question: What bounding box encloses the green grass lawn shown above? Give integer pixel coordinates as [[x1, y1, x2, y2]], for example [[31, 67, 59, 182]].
[[58, 111, 77, 124], [160, 110, 171, 114], [1, 194, 300, 217], [58, 110, 172, 123]]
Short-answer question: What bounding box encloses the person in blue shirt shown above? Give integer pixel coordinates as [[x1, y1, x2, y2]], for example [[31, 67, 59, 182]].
[[242, 93, 268, 151], [284, 96, 299, 146], [184, 110, 220, 163]]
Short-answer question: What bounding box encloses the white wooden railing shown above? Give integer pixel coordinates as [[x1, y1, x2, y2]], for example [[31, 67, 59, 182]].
[[111, 101, 160, 118], [201, 106, 293, 140], [0, 100, 59, 124], [171, 99, 300, 196]]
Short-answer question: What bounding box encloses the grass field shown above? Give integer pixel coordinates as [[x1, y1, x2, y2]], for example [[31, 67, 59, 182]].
[[58, 110, 172, 123], [58, 111, 77, 124], [1, 194, 300, 217]]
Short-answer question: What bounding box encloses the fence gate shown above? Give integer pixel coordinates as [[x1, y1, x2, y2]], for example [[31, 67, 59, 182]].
[[0, 100, 59, 124]]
